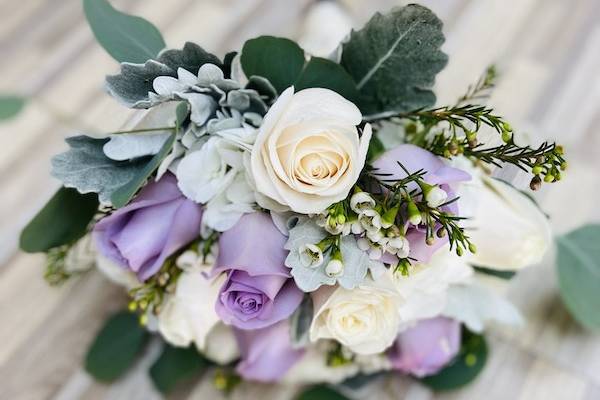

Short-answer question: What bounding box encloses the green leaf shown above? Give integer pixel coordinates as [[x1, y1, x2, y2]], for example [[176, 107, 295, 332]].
[[290, 295, 313, 348], [420, 329, 488, 391], [295, 57, 359, 101], [0, 95, 26, 120], [296, 385, 349, 400], [556, 225, 600, 330], [20, 187, 98, 253], [366, 134, 385, 161], [241, 36, 305, 93], [110, 133, 175, 208], [149, 345, 211, 393], [340, 4, 448, 118], [83, 0, 166, 64], [85, 311, 149, 382], [473, 266, 516, 280]]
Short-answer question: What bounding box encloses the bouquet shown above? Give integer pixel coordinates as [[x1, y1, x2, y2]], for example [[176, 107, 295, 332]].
[[19, 1, 575, 397]]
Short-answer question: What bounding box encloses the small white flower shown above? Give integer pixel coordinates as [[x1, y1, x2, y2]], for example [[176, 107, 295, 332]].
[[299, 244, 324, 268], [357, 237, 371, 251], [325, 259, 344, 277], [366, 229, 384, 243], [425, 186, 448, 208], [359, 209, 382, 233], [350, 192, 376, 213], [367, 246, 383, 260], [387, 236, 410, 258], [351, 220, 365, 235]]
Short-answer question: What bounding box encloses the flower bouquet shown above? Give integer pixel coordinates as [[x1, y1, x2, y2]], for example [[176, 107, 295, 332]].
[[19, 1, 575, 397]]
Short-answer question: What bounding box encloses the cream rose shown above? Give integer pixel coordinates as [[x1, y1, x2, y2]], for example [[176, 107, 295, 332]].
[[250, 86, 372, 214], [158, 266, 227, 352], [309, 279, 402, 355]]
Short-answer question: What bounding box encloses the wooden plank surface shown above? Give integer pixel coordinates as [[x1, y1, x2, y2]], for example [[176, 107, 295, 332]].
[[0, 1, 599, 399]]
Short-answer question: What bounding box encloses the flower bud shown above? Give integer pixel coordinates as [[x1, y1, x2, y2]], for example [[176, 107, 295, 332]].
[[325, 259, 344, 277], [407, 201, 422, 225], [530, 175, 542, 191], [425, 186, 448, 208], [381, 204, 400, 229], [350, 191, 376, 214], [501, 130, 512, 143]]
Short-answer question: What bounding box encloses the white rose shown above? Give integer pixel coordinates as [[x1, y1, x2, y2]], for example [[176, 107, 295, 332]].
[[309, 279, 402, 355], [250, 86, 372, 214], [158, 267, 226, 351], [394, 249, 473, 324], [452, 157, 552, 270]]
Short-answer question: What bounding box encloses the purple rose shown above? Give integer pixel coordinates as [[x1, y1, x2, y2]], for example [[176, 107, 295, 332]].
[[93, 173, 203, 281], [372, 144, 470, 262], [388, 317, 461, 377], [213, 212, 303, 330], [234, 320, 304, 382]]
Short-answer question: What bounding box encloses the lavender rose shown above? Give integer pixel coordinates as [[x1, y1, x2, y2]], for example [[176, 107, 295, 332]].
[[213, 212, 303, 330], [94, 173, 203, 281], [234, 320, 304, 382], [388, 317, 461, 377], [372, 144, 470, 262]]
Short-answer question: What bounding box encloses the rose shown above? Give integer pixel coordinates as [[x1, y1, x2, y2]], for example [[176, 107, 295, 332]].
[[372, 144, 470, 263], [452, 157, 551, 270], [158, 266, 224, 348], [234, 320, 304, 382], [388, 317, 461, 377], [250, 86, 372, 214], [310, 277, 402, 355], [213, 212, 304, 329], [93, 173, 203, 281], [394, 248, 473, 323]]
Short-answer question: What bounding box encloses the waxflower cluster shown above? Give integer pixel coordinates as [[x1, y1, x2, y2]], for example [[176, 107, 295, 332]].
[[20, 4, 565, 393]]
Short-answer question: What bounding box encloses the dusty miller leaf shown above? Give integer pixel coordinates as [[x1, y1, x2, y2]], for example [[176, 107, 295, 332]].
[[51, 136, 148, 204], [285, 219, 369, 292], [103, 133, 171, 161], [340, 4, 448, 118], [106, 42, 221, 108]]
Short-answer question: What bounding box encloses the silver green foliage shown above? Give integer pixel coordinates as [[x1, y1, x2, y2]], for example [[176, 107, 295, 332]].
[[51, 136, 147, 204], [284, 219, 375, 292], [103, 133, 171, 161], [340, 4, 448, 118], [105, 42, 221, 108]]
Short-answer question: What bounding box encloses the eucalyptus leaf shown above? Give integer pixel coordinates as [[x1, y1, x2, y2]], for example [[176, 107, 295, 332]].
[[340, 4, 447, 118], [85, 311, 149, 382], [241, 36, 305, 93], [366, 134, 385, 161], [149, 344, 211, 393], [19, 187, 98, 253], [420, 328, 488, 391], [295, 57, 359, 101], [296, 385, 349, 400], [556, 224, 600, 330], [0, 95, 26, 120], [290, 295, 314, 349], [83, 0, 165, 64]]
